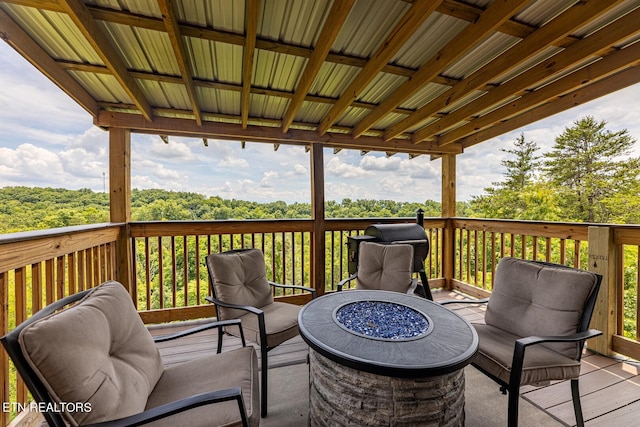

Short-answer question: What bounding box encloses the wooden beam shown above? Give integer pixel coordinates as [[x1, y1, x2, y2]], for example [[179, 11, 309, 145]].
[[0, 9, 100, 117], [59, 0, 153, 121], [109, 128, 132, 291], [316, 0, 441, 135], [457, 65, 640, 149], [353, 0, 531, 138], [282, 0, 356, 132], [587, 226, 617, 356], [435, 41, 640, 146], [157, 0, 202, 125], [412, 6, 640, 144], [96, 111, 462, 156], [310, 144, 326, 296], [241, 0, 259, 129], [381, 0, 623, 141]]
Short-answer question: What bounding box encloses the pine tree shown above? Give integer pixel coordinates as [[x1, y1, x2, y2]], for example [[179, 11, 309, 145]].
[[543, 116, 640, 222]]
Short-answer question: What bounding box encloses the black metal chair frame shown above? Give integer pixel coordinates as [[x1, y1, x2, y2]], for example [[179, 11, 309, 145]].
[[1, 289, 251, 427], [440, 260, 602, 427], [205, 248, 317, 418]]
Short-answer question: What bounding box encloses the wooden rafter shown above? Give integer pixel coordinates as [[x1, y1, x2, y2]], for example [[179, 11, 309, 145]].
[[379, 0, 623, 141], [58, 0, 153, 121], [157, 0, 202, 126], [316, 0, 442, 135], [434, 42, 640, 147], [96, 111, 462, 156], [241, 0, 259, 129], [458, 65, 640, 150], [352, 0, 531, 139], [0, 9, 99, 117], [56, 60, 419, 117], [282, 0, 356, 133], [412, 6, 640, 144], [3, 0, 567, 83]]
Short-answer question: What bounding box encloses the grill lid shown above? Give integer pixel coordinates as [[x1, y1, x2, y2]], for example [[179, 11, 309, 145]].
[[364, 223, 426, 243]]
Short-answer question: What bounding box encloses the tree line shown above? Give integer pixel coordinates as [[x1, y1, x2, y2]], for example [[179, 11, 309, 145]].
[[1, 116, 638, 235]]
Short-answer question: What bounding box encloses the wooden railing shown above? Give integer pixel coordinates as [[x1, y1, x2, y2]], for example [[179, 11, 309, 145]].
[[448, 218, 590, 298], [612, 226, 640, 358], [0, 224, 121, 426], [1, 218, 639, 426]]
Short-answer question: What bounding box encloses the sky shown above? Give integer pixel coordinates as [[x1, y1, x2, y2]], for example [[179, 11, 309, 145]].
[[1, 40, 640, 204]]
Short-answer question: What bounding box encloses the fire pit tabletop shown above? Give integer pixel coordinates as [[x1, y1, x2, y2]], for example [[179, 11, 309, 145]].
[[298, 290, 478, 378]]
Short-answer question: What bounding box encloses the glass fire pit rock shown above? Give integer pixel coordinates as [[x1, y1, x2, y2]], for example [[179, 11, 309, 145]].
[[333, 300, 432, 341]]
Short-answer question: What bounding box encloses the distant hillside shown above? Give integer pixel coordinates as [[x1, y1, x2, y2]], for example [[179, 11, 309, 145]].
[[0, 187, 445, 233]]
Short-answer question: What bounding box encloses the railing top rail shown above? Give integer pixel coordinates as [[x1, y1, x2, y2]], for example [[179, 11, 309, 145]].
[[0, 223, 124, 245]]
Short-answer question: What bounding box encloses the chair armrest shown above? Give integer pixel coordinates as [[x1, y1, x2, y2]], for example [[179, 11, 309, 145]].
[[268, 281, 317, 299], [337, 273, 357, 292], [204, 296, 264, 316], [439, 298, 490, 306], [152, 319, 246, 347], [516, 329, 603, 348], [83, 388, 249, 427]]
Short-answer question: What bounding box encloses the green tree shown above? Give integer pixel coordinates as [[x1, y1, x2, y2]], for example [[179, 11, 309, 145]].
[[470, 133, 544, 219], [543, 116, 640, 223]]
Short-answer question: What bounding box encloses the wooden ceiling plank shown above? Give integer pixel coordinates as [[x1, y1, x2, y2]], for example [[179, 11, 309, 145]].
[[0, 8, 100, 116], [96, 111, 462, 156], [282, 0, 356, 133], [434, 41, 640, 146], [241, 0, 259, 129], [316, 0, 442, 136], [353, 0, 531, 139], [412, 6, 640, 144], [58, 0, 153, 121], [458, 65, 640, 150], [381, 0, 623, 141], [157, 0, 202, 126]]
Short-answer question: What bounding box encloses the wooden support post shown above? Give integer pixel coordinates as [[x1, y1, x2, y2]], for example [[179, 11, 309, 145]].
[[587, 226, 616, 355], [310, 144, 326, 296], [109, 128, 133, 293], [442, 154, 456, 290]]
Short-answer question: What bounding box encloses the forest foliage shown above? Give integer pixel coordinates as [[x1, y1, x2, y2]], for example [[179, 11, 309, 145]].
[[1, 116, 639, 232]]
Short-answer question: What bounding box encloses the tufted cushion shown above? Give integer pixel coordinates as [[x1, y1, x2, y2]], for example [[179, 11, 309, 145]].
[[18, 281, 163, 426], [484, 257, 599, 359], [208, 249, 274, 320], [356, 242, 414, 292]]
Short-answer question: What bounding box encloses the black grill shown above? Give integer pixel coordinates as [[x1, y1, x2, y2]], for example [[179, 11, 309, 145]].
[[346, 215, 432, 299]]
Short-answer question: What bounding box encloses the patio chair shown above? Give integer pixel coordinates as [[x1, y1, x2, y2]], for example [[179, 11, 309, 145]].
[[205, 248, 316, 418], [0, 280, 259, 427], [337, 241, 421, 295], [440, 257, 602, 427]]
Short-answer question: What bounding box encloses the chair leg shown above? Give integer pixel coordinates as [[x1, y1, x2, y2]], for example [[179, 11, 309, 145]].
[[571, 378, 585, 427], [261, 345, 268, 417], [507, 386, 520, 427]]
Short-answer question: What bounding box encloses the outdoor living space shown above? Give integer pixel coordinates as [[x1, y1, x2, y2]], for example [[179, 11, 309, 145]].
[[111, 291, 640, 426]]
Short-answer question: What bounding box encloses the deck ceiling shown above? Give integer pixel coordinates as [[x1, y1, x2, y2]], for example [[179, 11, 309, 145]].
[[1, 0, 640, 157]]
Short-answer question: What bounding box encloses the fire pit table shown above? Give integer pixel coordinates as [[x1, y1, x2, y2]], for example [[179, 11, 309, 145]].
[[298, 290, 478, 426]]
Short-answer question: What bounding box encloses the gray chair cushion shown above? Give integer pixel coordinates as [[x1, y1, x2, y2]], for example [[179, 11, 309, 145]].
[[209, 249, 274, 320], [235, 302, 301, 348], [484, 257, 598, 359], [473, 324, 581, 386], [18, 281, 163, 426], [356, 242, 414, 292], [146, 346, 259, 427]]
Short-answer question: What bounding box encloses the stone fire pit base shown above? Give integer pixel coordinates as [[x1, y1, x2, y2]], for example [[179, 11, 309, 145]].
[[309, 349, 465, 426]]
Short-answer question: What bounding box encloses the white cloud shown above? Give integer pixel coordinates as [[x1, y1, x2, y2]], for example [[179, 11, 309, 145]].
[[326, 156, 371, 178], [2, 40, 640, 204], [359, 155, 402, 171]]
